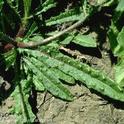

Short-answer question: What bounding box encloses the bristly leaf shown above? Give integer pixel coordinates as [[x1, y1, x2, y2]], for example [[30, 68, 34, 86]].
[[60, 32, 97, 47], [11, 78, 35, 123], [1, 1, 124, 123], [108, 21, 119, 54], [23, 56, 73, 101], [113, 27, 124, 88], [110, 27, 124, 57], [73, 33, 97, 47], [28, 0, 56, 19], [50, 68, 75, 85], [60, 34, 74, 45], [33, 75, 45, 91], [0, 49, 16, 71], [42, 0, 55, 7], [41, 0, 56, 13], [22, 49, 124, 102], [46, 8, 83, 26], [24, 22, 38, 39], [115, 60, 124, 88], [117, 27, 124, 49]]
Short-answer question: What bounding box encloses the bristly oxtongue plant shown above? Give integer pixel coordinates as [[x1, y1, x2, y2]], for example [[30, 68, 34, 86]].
[[0, 0, 124, 123]]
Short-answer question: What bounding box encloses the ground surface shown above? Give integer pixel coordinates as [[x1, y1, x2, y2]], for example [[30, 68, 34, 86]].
[[0, 1, 124, 124], [1, 42, 124, 124]]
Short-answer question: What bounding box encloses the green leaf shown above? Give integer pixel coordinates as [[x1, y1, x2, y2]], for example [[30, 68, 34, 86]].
[[108, 21, 119, 55], [114, 0, 124, 22], [29, 35, 43, 42], [100, 0, 116, 6], [113, 27, 124, 57], [117, 27, 124, 49], [43, 54, 124, 101], [115, 60, 124, 87], [30, 0, 56, 18], [0, 0, 4, 11], [11, 79, 35, 123], [23, 49, 124, 102], [73, 33, 97, 47], [23, 56, 73, 101], [42, 0, 55, 8], [24, 22, 38, 39], [46, 9, 83, 26], [42, 52, 124, 100], [33, 75, 45, 91], [114, 27, 124, 87], [51, 68, 75, 85], [60, 35, 74, 45], [116, 0, 124, 13], [42, 0, 56, 13], [0, 49, 16, 71]]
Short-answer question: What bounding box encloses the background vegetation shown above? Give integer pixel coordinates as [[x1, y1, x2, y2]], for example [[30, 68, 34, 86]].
[[0, 0, 124, 123]]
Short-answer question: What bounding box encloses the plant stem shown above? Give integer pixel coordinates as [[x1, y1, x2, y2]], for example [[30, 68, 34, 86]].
[[17, 15, 89, 48], [3, 14, 88, 49]]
